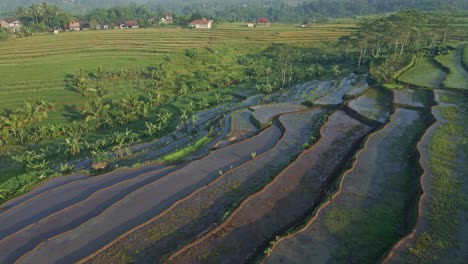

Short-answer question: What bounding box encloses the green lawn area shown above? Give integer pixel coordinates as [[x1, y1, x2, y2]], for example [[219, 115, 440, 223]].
[[398, 56, 446, 88], [435, 46, 468, 89]]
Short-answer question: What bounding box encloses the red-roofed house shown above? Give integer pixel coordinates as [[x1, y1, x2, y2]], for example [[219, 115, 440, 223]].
[[125, 20, 139, 29], [0, 18, 21, 31], [164, 13, 173, 24], [256, 17, 270, 27], [160, 12, 174, 24], [189, 19, 213, 29]]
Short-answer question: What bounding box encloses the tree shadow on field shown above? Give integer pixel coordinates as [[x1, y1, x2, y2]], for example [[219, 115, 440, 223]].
[[62, 105, 84, 122]]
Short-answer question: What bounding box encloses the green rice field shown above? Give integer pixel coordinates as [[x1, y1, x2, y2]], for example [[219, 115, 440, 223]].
[[0, 23, 352, 123]]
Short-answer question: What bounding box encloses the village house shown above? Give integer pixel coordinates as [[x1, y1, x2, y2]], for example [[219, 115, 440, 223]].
[[256, 17, 270, 27], [189, 19, 213, 29], [67, 20, 81, 31], [124, 20, 139, 29], [0, 18, 21, 32], [80, 21, 92, 31], [113, 21, 123, 29], [160, 12, 173, 24], [247, 22, 255, 28]]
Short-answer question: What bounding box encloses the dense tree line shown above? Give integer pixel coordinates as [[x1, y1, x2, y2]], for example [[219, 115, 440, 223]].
[[15, 2, 73, 31], [340, 10, 454, 83], [1, 0, 467, 21]]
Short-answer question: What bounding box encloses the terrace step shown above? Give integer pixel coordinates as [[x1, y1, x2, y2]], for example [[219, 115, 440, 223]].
[[392, 88, 431, 109], [17, 124, 282, 264], [0, 173, 87, 211], [384, 89, 468, 263], [346, 87, 392, 124], [264, 107, 430, 264], [84, 108, 329, 264], [0, 166, 177, 263], [165, 110, 374, 264], [0, 163, 167, 239]]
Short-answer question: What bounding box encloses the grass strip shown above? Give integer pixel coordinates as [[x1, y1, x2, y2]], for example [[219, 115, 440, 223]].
[[407, 102, 468, 262], [161, 136, 212, 163], [435, 48, 468, 89]]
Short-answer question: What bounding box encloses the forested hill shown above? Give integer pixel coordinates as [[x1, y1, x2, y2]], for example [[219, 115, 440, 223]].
[[1, 0, 467, 19]]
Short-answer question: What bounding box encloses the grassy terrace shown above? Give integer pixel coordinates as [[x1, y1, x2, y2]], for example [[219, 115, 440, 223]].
[[0, 23, 352, 123], [435, 45, 468, 89], [398, 57, 446, 89], [403, 91, 468, 263]]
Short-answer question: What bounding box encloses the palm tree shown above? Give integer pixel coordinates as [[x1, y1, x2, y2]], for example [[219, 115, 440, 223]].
[[0, 125, 11, 146], [82, 98, 110, 123], [29, 3, 40, 25], [1, 113, 28, 143], [331, 64, 341, 77], [121, 95, 144, 118], [65, 133, 84, 156]]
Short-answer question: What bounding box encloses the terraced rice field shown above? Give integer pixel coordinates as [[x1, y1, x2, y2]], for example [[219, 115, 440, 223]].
[[399, 44, 468, 90], [398, 56, 447, 88], [346, 87, 392, 124], [165, 111, 374, 264], [0, 29, 466, 262], [392, 89, 431, 109], [384, 90, 468, 263], [435, 45, 468, 89], [264, 107, 430, 264], [86, 108, 329, 263], [0, 24, 352, 122], [3, 71, 456, 263]]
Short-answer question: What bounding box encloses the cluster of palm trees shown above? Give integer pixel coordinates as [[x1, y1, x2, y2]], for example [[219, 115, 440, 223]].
[[16, 2, 74, 31], [0, 101, 54, 146]]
